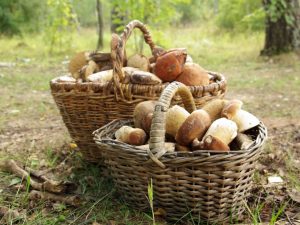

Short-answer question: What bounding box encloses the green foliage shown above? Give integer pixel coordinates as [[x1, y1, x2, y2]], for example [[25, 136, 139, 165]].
[[45, 0, 78, 53], [178, 0, 215, 24], [111, 0, 190, 28], [72, 0, 111, 27], [0, 0, 44, 35], [0, 0, 20, 35], [216, 0, 265, 31], [111, 0, 190, 53], [265, 0, 295, 27]]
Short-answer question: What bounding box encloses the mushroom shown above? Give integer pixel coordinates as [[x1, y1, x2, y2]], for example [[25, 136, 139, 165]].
[[175, 109, 211, 146], [115, 126, 147, 146], [154, 48, 187, 82], [130, 71, 162, 85], [202, 99, 227, 122], [202, 135, 230, 152], [82, 60, 100, 81], [175, 144, 190, 152], [127, 54, 150, 72], [133, 101, 157, 134], [231, 110, 260, 132], [202, 118, 238, 146], [221, 100, 260, 132], [68, 51, 90, 79], [221, 99, 243, 119], [176, 63, 210, 86], [87, 69, 113, 83], [231, 133, 253, 150], [191, 138, 204, 151], [165, 105, 190, 137]]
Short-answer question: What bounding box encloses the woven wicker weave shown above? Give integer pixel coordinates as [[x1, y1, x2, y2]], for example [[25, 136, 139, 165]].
[[93, 82, 267, 223], [50, 20, 227, 163]]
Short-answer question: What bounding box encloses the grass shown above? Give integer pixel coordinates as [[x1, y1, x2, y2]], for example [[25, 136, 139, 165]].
[[0, 22, 299, 224]]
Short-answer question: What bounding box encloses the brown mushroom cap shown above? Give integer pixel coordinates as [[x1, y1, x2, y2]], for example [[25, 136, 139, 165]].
[[68, 51, 90, 78], [154, 49, 187, 82], [203, 135, 230, 152], [221, 99, 243, 119], [175, 109, 211, 146], [176, 63, 210, 86], [128, 128, 147, 146]]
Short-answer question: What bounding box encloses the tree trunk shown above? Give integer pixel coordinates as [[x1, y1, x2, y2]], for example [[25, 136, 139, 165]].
[[96, 0, 103, 50], [261, 0, 300, 55]]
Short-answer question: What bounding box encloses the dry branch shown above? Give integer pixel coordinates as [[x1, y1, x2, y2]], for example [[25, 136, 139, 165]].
[[0, 160, 74, 193], [29, 190, 81, 207]]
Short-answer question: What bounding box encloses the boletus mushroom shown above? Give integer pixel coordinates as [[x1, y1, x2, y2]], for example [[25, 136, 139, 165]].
[[202, 118, 238, 147], [221, 100, 260, 132], [115, 126, 147, 146], [154, 48, 187, 82], [175, 109, 211, 146]]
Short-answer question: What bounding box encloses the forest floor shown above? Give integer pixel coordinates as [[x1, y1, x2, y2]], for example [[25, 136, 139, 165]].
[[0, 27, 299, 224]]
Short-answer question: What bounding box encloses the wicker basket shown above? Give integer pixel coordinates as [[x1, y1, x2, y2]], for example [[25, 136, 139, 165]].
[[93, 82, 267, 223], [50, 20, 227, 163]]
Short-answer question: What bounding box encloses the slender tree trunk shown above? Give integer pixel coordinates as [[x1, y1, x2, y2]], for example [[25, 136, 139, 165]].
[[96, 0, 103, 50], [261, 0, 300, 55]]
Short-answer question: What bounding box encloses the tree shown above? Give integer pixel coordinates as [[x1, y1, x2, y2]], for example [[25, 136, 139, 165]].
[[96, 0, 104, 49], [261, 0, 300, 55]]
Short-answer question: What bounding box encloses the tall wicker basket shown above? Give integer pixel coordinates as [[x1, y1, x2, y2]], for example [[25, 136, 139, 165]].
[[93, 82, 267, 223], [50, 20, 227, 163]]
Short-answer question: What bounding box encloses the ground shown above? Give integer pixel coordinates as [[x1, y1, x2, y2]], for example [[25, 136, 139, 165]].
[[0, 27, 299, 224]]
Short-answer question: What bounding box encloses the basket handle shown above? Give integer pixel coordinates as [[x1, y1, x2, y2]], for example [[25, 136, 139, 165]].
[[110, 20, 158, 100], [147, 82, 196, 168]]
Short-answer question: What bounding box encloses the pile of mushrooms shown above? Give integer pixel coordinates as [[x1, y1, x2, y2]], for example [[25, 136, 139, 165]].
[[113, 99, 260, 153], [60, 41, 212, 87]]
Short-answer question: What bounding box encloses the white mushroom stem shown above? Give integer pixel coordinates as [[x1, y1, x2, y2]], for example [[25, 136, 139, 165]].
[[165, 105, 190, 137], [234, 133, 253, 150], [203, 118, 237, 145], [231, 109, 260, 132]]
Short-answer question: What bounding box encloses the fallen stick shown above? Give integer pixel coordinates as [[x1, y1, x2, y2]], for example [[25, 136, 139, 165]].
[[0, 160, 72, 193], [29, 190, 81, 207]]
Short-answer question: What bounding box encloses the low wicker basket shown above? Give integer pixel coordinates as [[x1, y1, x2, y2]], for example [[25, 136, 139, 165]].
[[50, 20, 227, 163], [93, 82, 267, 223]]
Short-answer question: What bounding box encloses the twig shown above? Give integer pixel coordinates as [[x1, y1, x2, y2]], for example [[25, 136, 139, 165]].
[[29, 190, 81, 207], [0, 160, 71, 193]]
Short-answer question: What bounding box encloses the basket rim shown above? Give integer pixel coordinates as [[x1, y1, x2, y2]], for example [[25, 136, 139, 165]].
[[93, 119, 267, 160], [50, 71, 227, 95]]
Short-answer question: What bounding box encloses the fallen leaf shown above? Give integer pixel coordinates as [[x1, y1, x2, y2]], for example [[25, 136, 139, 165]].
[[9, 177, 22, 186]]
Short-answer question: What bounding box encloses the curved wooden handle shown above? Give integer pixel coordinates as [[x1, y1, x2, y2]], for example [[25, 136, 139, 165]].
[[147, 82, 196, 168], [110, 20, 158, 100]]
